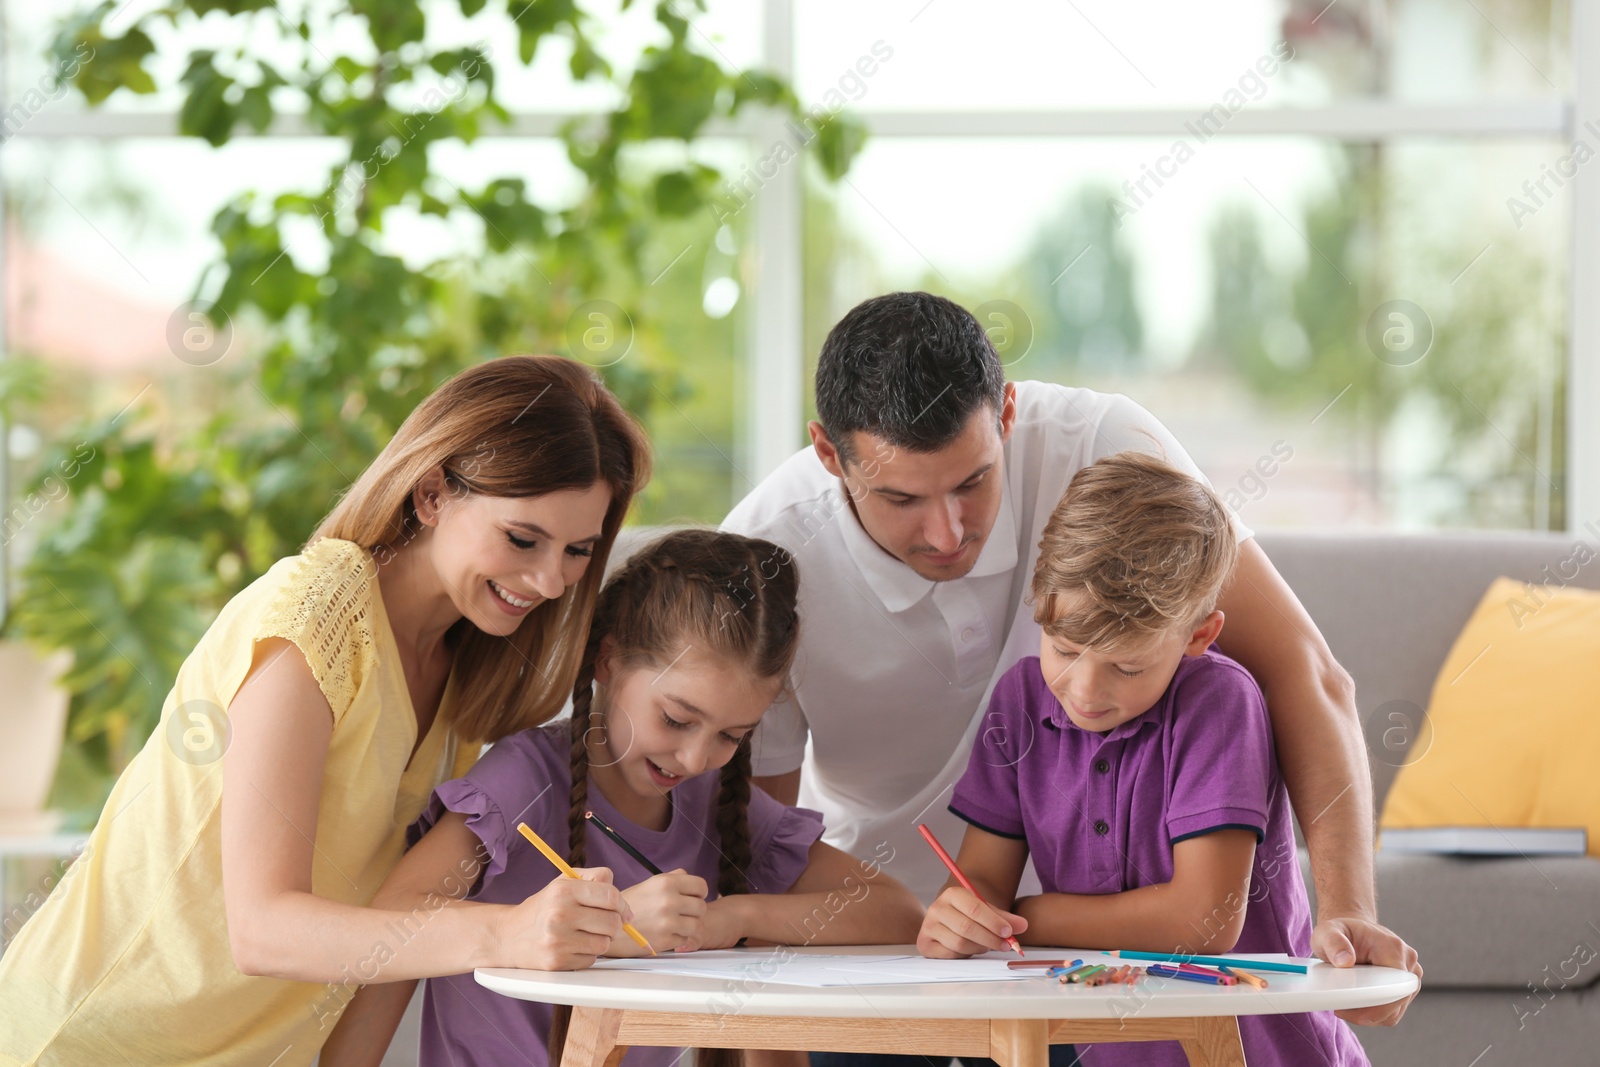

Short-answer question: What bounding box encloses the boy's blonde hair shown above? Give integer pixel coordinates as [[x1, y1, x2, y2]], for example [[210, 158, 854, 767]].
[[1031, 451, 1238, 653]]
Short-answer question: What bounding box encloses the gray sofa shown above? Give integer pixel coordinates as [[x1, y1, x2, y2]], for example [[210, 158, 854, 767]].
[[375, 528, 1600, 1067], [1257, 529, 1600, 1067]]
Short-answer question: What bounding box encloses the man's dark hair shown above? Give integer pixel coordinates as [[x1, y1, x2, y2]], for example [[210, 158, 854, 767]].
[[814, 291, 1006, 466]]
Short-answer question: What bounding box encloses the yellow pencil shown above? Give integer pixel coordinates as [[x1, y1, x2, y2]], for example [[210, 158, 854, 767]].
[[1219, 965, 1268, 989], [516, 822, 656, 956]]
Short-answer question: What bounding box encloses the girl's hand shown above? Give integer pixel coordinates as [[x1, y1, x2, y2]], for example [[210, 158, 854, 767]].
[[917, 886, 1028, 959], [676, 894, 749, 952], [496, 867, 628, 970], [616, 869, 709, 955]]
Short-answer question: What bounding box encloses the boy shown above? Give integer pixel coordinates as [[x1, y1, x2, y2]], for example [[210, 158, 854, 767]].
[[918, 451, 1368, 1067]]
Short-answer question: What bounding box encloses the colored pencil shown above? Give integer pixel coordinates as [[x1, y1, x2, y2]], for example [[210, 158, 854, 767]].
[[916, 823, 1023, 956], [1070, 964, 1106, 984], [516, 822, 656, 955], [1175, 962, 1231, 979], [1056, 963, 1092, 983], [1110, 950, 1308, 974], [584, 810, 664, 876], [1220, 965, 1269, 989], [1148, 964, 1236, 986], [1024, 959, 1088, 979]]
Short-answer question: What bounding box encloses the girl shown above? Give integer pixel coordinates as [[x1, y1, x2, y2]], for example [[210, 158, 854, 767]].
[[0, 356, 651, 1066], [320, 529, 926, 1067]]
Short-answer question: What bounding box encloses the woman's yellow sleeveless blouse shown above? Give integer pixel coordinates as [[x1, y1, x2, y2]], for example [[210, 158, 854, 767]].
[[0, 539, 482, 1066]]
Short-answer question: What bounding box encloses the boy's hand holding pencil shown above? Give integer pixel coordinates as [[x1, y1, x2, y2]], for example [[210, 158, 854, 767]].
[[918, 883, 1031, 958], [915, 823, 1028, 959]]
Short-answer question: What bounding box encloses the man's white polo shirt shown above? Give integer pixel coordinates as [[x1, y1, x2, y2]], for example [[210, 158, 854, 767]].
[[722, 380, 1253, 903]]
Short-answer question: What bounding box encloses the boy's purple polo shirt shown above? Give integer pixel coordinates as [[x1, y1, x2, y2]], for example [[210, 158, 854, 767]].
[[951, 648, 1368, 1067], [408, 722, 825, 1067]]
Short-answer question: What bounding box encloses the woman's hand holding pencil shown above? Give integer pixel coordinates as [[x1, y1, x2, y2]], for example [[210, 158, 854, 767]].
[[515, 822, 657, 958], [495, 866, 633, 971]]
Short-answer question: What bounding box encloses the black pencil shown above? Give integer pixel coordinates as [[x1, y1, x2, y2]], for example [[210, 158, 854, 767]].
[[584, 810, 664, 875]]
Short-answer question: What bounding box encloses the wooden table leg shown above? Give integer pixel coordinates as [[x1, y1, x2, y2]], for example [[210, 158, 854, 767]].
[[989, 1018, 1052, 1067], [562, 1005, 629, 1067], [1177, 1015, 1247, 1067]]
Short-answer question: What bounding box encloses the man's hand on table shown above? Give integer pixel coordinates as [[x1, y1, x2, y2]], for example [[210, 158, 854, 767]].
[[1313, 916, 1422, 1026]]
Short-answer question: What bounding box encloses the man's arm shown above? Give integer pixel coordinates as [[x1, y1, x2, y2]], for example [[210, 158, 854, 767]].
[[1215, 539, 1421, 1025]]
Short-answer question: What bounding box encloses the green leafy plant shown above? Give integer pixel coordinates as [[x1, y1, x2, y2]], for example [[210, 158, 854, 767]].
[[11, 0, 866, 822]]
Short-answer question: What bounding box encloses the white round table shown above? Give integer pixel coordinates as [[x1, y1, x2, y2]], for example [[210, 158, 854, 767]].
[[477, 945, 1418, 1067]]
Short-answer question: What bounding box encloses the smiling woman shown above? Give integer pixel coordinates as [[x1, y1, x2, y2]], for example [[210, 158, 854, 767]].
[[0, 355, 652, 1067]]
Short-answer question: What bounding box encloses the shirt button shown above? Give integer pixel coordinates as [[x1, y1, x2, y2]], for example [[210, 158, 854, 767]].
[[961, 628, 974, 642], [1094, 759, 1110, 774], [1094, 819, 1110, 835]]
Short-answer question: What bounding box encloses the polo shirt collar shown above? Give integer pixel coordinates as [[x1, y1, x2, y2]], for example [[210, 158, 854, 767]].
[[836, 471, 1021, 614]]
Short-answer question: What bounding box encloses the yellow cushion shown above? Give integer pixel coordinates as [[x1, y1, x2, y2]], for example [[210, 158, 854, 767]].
[[1380, 576, 1600, 857]]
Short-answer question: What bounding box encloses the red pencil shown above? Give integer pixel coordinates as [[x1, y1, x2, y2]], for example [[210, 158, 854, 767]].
[[916, 823, 1024, 957]]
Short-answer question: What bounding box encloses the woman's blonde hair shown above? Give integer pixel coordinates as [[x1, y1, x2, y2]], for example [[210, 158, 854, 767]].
[[1031, 451, 1237, 653], [312, 355, 652, 743]]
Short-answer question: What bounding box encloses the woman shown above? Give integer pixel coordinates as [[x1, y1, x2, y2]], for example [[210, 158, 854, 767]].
[[0, 355, 651, 1066]]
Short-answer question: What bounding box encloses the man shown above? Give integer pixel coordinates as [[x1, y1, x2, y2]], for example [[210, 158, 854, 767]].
[[724, 292, 1419, 1027]]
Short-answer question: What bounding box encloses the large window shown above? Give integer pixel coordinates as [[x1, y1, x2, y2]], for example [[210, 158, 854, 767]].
[[2, 0, 1591, 542], [788, 0, 1582, 532], [805, 135, 1568, 528]]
